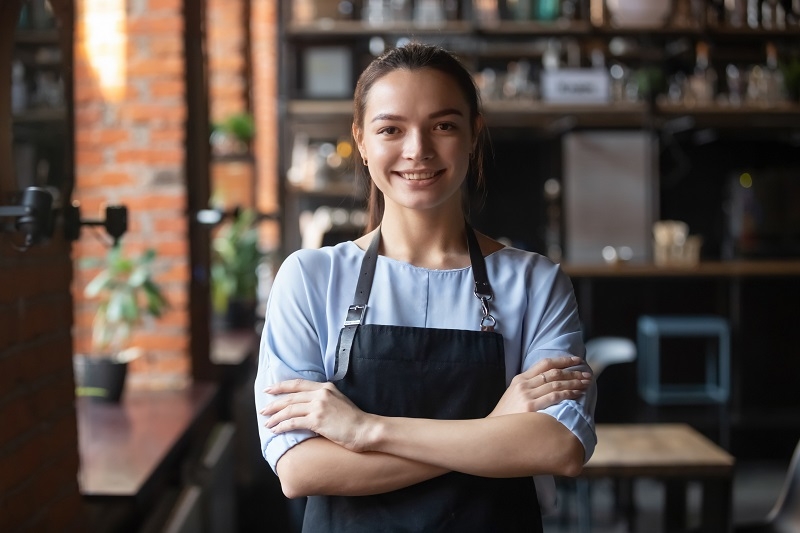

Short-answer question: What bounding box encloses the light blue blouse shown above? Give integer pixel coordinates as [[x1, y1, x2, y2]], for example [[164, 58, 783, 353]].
[[255, 241, 597, 473]]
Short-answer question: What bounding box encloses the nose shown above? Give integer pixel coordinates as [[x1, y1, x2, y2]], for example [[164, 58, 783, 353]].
[[402, 129, 434, 161]]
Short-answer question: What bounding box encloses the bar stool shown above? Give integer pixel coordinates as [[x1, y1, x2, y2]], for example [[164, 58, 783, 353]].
[[637, 315, 730, 406]]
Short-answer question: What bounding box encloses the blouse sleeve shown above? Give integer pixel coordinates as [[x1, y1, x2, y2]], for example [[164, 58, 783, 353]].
[[523, 263, 597, 463], [254, 251, 329, 473]]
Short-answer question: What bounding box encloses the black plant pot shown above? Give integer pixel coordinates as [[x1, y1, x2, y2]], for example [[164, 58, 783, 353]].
[[73, 355, 128, 403], [225, 298, 256, 329]]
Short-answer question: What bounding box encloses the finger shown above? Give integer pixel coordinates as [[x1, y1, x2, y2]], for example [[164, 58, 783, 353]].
[[546, 378, 592, 391], [260, 392, 314, 416], [523, 356, 583, 378], [266, 403, 308, 430], [265, 379, 325, 395], [534, 389, 586, 410]]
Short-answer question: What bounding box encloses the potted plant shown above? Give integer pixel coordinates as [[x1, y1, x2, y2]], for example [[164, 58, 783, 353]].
[[74, 245, 168, 402], [211, 208, 264, 329], [210, 112, 256, 156]]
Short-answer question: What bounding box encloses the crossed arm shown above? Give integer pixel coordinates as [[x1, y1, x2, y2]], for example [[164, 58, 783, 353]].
[[260, 356, 592, 498]]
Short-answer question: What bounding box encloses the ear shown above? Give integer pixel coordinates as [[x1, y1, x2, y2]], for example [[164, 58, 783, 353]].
[[352, 123, 366, 160]]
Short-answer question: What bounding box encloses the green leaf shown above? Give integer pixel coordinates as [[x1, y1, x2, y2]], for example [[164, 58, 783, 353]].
[[84, 270, 112, 298]]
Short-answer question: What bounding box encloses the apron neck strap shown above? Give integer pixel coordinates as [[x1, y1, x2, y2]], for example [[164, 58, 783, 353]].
[[354, 223, 494, 324]]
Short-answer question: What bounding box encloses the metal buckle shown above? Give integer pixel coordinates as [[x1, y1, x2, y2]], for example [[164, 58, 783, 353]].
[[344, 304, 366, 327]]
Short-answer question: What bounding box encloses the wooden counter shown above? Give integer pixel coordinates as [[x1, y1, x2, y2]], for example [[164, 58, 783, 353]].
[[77, 382, 218, 498]]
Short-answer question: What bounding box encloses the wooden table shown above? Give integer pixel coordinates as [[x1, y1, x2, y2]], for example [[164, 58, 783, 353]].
[[581, 423, 735, 533], [77, 382, 218, 532]]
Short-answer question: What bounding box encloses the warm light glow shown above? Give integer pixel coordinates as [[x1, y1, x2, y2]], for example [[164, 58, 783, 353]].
[[81, 0, 127, 101], [336, 140, 353, 159], [739, 172, 753, 188]]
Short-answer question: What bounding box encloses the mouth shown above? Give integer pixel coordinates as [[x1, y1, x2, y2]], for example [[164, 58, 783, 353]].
[[395, 169, 444, 181]]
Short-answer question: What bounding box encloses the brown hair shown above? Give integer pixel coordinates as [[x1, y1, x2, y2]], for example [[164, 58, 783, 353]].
[[352, 42, 487, 233]]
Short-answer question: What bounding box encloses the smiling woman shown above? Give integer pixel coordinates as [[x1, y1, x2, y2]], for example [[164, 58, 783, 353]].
[[255, 42, 596, 533]]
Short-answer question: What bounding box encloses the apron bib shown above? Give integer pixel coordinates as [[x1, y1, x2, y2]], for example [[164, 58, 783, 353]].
[[303, 225, 542, 533]]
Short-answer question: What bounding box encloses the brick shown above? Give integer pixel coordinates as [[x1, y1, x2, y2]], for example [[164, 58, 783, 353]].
[[148, 36, 184, 56], [0, 305, 19, 351], [209, 54, 246, 72], [123, 194, 186, 212], [118, 104, 186, 125], [75, 149, 106, 167], [115, 148, 184, 165], [127, 57, 183, 78], [153, 216, 188, 235], [75, 170, 136, 189], [131, 332, 188, 352], [145, 0, 183, 13], [127, 15, 184, 36], [150, 79, 185, 98], [0, 365, 74, 445], [0, 340, 72, 401], [149, 128, 184, 144], [154, 309, 189, 328], [155, 355, 190, 374], [76, 128, 131, 146], [0, 450, 80, 528], [152, 239, 189, 258], [38, 489, 87, 532]]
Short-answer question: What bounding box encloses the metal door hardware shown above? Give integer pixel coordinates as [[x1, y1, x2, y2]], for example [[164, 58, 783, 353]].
[[0, 187, 54, 250]]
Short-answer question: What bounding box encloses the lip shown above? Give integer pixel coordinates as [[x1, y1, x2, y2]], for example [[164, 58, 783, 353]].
[[393, 169, 445, 181]]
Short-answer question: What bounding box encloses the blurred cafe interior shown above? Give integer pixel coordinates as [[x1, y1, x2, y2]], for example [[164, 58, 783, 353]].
[[1, 0, 799, 531]]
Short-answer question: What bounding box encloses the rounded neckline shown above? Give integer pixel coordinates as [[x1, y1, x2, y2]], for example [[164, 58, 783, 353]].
[[344, 240, 507, 273]]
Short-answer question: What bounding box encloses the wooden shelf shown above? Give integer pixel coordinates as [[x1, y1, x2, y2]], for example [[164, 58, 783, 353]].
[[287, 19, 472, 37], [12, 107, 67, 122], [285, 18, 800, 40], [287, 98, 800, 130], [562, 259, 800, 278], [14, 29, 60, 44]]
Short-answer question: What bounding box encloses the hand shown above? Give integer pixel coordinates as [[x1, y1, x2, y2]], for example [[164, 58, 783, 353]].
[[488, 356, 592, 418], [261, 380, 376, 452]]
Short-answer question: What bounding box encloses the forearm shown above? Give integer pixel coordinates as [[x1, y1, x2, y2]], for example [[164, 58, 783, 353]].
[[276, 436, 448, 498], [366, 412, 585, 478]]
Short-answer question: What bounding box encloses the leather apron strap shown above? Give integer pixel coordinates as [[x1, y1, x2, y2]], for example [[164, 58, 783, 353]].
[[333, 223, 492, 381]]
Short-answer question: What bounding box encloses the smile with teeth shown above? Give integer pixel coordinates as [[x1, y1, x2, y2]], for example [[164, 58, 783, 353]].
[[397, 170, 442, 181]]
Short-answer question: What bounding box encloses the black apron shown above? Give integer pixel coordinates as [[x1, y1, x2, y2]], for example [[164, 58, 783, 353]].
[[302, 225, 542, 533]]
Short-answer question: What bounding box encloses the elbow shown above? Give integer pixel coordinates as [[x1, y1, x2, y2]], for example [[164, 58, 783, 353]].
[[552, 436, 586, 478], [276, 453, 315, 499], [557, 455, 584, 478], [280, 478, 308, 500]]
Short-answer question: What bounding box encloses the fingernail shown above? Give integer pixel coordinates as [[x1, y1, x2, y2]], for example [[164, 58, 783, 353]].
[[582, 372, 592, 379], [264, 386, 273, 393], [571, 356, 581, 362], [581, 379, 592, 385]]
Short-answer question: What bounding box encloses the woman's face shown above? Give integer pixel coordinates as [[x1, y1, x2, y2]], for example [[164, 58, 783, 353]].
[[354, 68, 476, 217]]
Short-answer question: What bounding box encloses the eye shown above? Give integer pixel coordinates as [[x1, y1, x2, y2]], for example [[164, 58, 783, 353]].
[[435, 122, 456, 131], [377, 126, 399, 135]]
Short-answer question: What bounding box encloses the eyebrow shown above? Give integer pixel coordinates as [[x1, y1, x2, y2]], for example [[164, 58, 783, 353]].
[[370, 108, 464, 123]]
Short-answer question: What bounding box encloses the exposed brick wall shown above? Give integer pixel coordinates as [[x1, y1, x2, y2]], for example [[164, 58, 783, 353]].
[[207, 0, 254, 213], [72, 0, 190, 390], [207, 0, 248, 125], [1, 2, 86, 530], [0, 245, 86, 532], [251, 0, 279, 248]]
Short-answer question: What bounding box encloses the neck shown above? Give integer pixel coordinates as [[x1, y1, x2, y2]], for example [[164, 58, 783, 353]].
[[377, 205, 469, 270]]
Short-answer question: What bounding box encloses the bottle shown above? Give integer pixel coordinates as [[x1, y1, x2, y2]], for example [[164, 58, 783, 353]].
[[687, 41, 717, 105], [11, 61, 28, 114], [764, 42, 787, 105]]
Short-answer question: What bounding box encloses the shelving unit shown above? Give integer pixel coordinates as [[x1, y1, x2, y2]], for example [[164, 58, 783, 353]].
[[11, 22, 68, 193], [278, 1, 800, 253]]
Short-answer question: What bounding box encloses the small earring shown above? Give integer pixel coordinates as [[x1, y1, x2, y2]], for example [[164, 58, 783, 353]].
[[363, 158, 368, 166]]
